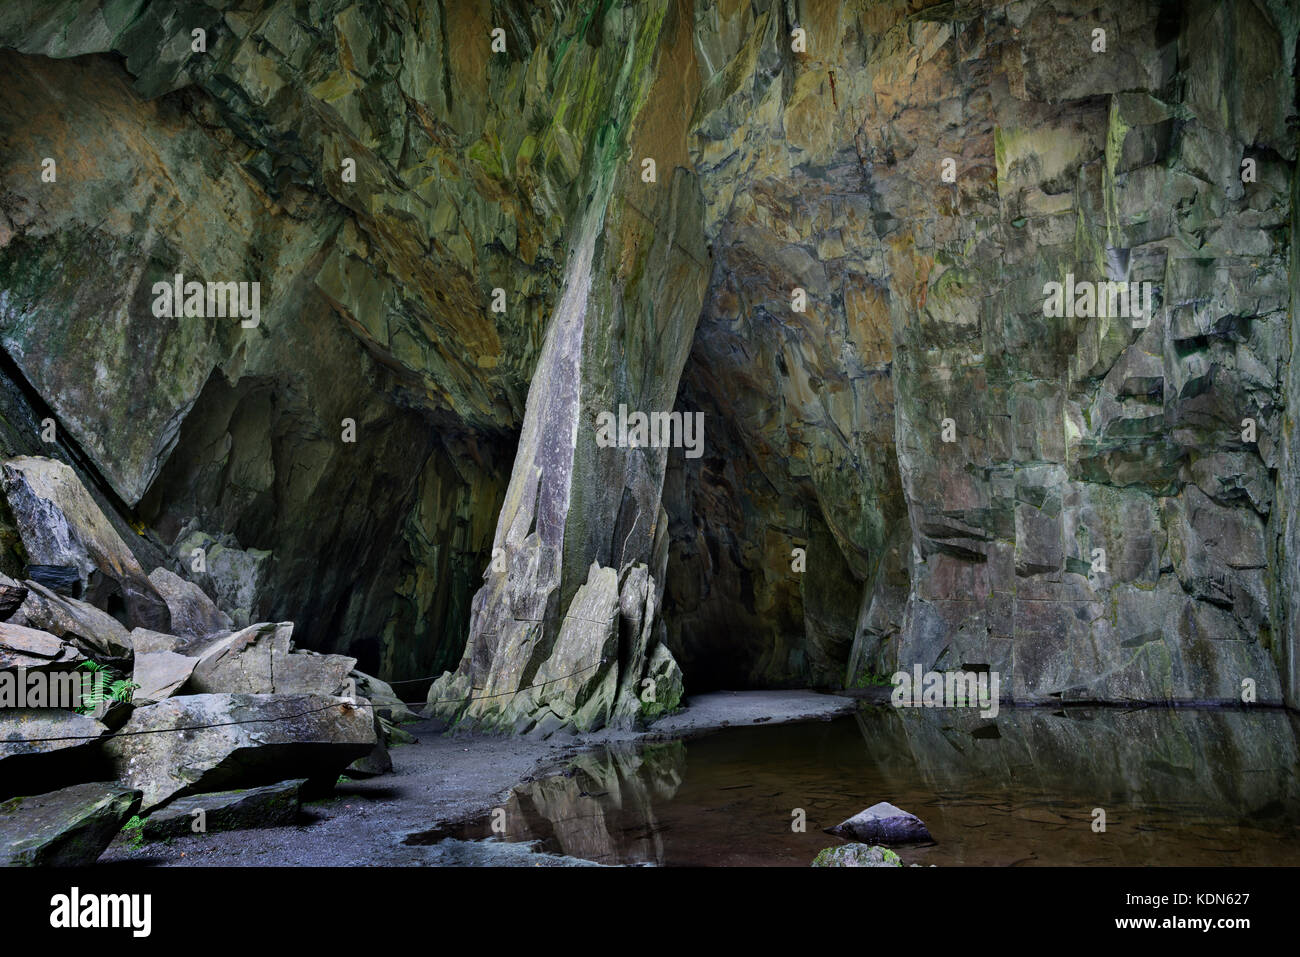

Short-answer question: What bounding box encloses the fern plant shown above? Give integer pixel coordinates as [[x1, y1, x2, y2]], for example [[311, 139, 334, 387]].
[[74, 660, 138, 714]]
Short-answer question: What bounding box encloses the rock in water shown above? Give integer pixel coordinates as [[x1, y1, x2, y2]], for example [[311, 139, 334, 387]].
[[0, 457, 170, 632], [139, 779, 305, 841], [103, 693, 376, 811], [825, 802, 933, 845], [811, 844, 904, 867], [0, 782, 142, 866]]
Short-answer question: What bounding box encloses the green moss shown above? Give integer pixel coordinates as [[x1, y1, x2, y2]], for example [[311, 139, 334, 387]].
[[851, 670, 894, 689], [121, 815, 146, 850]]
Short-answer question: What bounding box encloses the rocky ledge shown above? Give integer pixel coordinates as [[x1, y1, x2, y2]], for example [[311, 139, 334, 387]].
[[0, 456, 416, 864]]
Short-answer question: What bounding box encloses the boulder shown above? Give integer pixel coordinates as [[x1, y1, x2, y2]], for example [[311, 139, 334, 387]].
[[0, 710, 110, 799], [186, 622, 354, 696], [811, 844, 904, 867], [347, 739, 393, 777], [103, 693, 376, 810], [0, 709, 106, 756], [496, 563, 622, 732], [0, 573, 28, 621], [129, 628, 185, 655], [139, 779, 305, 840], [352, 669, 420, 723], [0, 622, 83, 671], [147, 567, 233, 639], [132, 650, 197, 705], [272, 649, 356, 697], [0, 624, 86, 719], [825, 802, 933, 845], [184, 622, 288, 693], [14, 580, 132, 660], [378, 714, 417, 746], [0, 457, 169, 631], [171, 528, 270, 629], [0, 782, 141, 866]]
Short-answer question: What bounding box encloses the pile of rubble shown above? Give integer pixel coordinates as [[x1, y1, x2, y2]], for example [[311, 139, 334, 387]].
[[0, 456, 418, 865]]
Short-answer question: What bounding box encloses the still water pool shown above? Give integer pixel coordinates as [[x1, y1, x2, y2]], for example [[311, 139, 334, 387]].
[[410, 706, 1300, 866]]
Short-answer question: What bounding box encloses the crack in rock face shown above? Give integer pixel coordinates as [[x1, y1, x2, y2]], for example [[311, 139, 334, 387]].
[[0, 0, 1296, 743]]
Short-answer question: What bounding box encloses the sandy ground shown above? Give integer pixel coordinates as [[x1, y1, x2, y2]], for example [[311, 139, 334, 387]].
[[98, 690, 854, 867]]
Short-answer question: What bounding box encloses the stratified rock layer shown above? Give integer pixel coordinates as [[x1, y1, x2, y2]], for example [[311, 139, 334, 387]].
[[0, 0, 1296, 721]]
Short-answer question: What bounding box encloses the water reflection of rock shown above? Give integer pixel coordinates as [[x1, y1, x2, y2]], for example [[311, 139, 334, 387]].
[[502, 740, 685, 865], [854, 706, 1300, 864]]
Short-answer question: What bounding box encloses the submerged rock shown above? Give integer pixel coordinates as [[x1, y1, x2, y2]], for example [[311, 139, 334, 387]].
[[139, 779, 305, 841], [0, 782, 141, 866], [826, 802, 933, 846], [103, 693, 376, 811], [811, 844, 903, 868]]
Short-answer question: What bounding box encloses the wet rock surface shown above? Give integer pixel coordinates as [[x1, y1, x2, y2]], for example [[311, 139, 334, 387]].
[[826, 801, 934, 845], [811, 844, 903, 867]]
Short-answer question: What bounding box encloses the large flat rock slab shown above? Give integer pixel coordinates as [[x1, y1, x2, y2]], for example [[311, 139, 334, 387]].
[[14, 581, 133, 660], [103, 693, 376, 811], [141, 779, 305, 840], [186, 622, 355, 696], [0, 621, 83, 670], [1, 782, 141, 866]]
